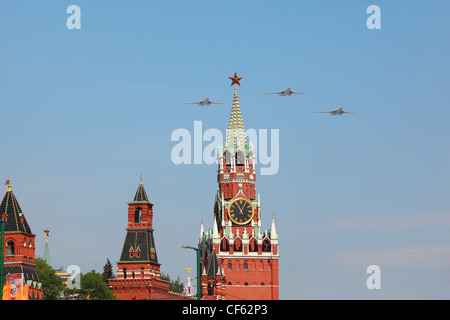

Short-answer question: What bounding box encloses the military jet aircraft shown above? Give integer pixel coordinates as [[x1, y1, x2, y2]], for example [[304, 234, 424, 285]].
[[314, 106, 357, 116], [263, 87, 306, 96], [183, 98, 224, 106]]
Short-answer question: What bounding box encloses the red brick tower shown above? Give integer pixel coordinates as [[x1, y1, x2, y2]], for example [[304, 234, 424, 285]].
[[1, 181, 43, 299], [199, 74, 279, 300], [109, 178, 171, 300]]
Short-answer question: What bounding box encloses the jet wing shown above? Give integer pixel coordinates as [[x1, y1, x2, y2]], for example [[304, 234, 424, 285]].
[[291, 91, 306, 95], [183, 101, 203, 104], [342, 111, 357, 114], [209, 101, 225, 104], [263, 91, 283, 95], [314, 111, 333, 113]]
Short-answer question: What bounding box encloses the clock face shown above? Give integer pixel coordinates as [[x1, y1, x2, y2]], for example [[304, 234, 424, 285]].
[[228, 198, 254, 225]]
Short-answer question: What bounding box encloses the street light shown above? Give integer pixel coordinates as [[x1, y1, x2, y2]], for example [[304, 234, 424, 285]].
[[179, 245, 202, 300]]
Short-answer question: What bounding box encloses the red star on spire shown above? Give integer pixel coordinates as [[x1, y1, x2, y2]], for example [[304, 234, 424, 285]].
[[229, 72, 243, 86]]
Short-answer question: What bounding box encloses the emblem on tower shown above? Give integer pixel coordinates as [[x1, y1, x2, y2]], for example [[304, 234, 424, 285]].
[[44, 227, 50, 243], [228, 72, 243, 86]]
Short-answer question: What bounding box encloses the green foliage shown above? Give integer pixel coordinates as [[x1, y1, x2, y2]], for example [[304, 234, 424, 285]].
[[102, 258, 114, 284], [35, 257, 65, 300], [36, 257, 116, 300], [77, 271, 116, 300], [161, 273, 184, 294]]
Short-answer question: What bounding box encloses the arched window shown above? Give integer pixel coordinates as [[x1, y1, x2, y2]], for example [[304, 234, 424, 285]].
[[234, 238, 242, 252], [236, 150, 245, 166], [132, 272, 135, 279], [244, 282, 248, 286], [249, 238, 258, 252], [225, 150, 233, 167], [243, 262, 248, 271], [221, 238, 230, 251], [262, 239, 271, 252], [7, 241, 14, 255], [227, 262, 232, 270], [227, 282, 232, 286], [134, 208, 142, 223], [261, 282, 265, 286], [207, 282, 214, 295], [123, 268, 127, 279]]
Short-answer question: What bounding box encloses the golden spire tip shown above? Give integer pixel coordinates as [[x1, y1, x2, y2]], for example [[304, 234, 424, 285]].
[[5, 177, 11, 191]]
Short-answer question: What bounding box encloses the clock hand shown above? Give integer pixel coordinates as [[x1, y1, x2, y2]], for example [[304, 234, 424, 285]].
[[236, 202, 244, 215]]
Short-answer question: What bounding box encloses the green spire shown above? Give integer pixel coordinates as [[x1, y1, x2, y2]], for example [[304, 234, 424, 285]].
[[225, 85, 247, 154], [43, 227, 51, 266], [133, 176, 149, 203], [43, 242, 50, 266]]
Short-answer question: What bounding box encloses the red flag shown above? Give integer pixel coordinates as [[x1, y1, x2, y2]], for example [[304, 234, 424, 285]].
[[21, 284, 29, 300], [2, 283, 11, 300]]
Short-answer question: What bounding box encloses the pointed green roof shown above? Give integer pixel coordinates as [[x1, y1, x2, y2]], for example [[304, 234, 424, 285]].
[[205, 249, 222, 279], [225, 85, 247, 154], [133, 180, 149, 203], [0, 187, 32, 234], [43, 241, 51, 266], [118, 229, 159, 264]]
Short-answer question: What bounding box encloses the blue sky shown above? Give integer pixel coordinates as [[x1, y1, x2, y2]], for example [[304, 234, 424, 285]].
[[1, 1, 449, 299]]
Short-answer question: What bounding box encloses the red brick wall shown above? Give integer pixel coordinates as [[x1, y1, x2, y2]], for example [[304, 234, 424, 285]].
[[220, 258, 279, 300]]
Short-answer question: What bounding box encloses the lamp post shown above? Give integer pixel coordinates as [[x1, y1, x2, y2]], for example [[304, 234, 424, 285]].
[[0, 219, 6, 300], [179, 245, 201, 300]]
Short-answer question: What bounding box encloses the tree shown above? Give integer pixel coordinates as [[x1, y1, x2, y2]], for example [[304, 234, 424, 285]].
[[161, 273, 184, 294], [35, 257, 65, 300], [78, 271, 116, 300], [102, 258, 114, 284], [170, 276, 184, 294]]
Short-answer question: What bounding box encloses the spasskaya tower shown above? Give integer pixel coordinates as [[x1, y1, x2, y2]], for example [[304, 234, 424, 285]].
[[199, 73, 279, 300]]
